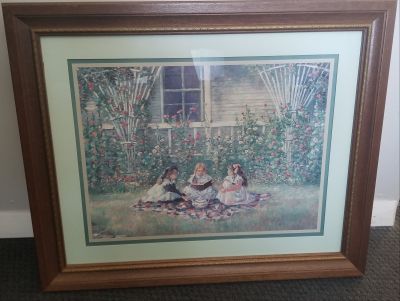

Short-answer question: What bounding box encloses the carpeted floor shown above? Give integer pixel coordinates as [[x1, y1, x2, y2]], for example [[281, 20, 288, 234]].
[[1, 208, 398, 301]]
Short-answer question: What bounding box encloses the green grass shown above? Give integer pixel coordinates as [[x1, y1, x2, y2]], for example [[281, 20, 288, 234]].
[[89, 184, 320, 239]]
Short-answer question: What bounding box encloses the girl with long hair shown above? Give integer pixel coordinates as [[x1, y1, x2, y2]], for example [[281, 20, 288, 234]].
[[144, 165, 186, 202], [217, 164, 257, 205]]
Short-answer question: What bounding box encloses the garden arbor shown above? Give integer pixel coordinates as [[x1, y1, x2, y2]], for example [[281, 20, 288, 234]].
[[82, 66, 161, 173], [257, 63, 331, 163]]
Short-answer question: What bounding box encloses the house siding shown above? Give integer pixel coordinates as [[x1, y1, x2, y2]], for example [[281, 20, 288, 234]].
[[149, 77, 162, 123], [210, 65, 275, 122], [148, 65, 276, 125]]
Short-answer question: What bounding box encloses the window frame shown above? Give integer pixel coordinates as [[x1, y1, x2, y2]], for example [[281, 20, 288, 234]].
[[160, 65, 205, 123]]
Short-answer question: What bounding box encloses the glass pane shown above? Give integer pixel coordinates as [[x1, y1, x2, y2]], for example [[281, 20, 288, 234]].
[[163, 66, 182, 89], [184, 66, 200, 88], [185, 103, 201, 121], [164, 91, 182, 105], [164, 105, 183, 120], [184, 91, 201, 103]]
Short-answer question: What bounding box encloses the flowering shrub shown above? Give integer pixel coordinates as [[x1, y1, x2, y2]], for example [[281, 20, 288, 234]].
[[83, 102, 326, 192], [83, 105, 327, 193], [288, 92, 327, 184], [83, 112, 128, 193], [162, 108, 208, 182]]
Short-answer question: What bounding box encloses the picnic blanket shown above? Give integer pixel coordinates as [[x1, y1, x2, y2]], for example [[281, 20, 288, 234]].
[[130, 193, 271, 221]]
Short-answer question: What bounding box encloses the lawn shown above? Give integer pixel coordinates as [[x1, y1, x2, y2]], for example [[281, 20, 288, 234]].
[[89, 184, 321, 240]]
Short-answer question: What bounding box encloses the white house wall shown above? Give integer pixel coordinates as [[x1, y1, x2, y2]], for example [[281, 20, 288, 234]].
[[147, 65, 276, 125], [210, 65, 275, 122]]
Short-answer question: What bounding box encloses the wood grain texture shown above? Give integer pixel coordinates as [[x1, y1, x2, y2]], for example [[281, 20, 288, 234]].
[[2, 0, 396, 292]]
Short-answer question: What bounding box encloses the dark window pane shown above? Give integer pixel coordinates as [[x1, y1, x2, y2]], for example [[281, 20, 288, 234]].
[[164, 105, 183, 119], [184, 66, 200, 88], [164, 91, 182, 105], [185, 103, 201, 121], [184, 91, 201, 103], [163, 66, 182, 89]]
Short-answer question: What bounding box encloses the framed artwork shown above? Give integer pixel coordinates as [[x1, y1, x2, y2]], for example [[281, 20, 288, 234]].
[[3, 0, 396, 291]]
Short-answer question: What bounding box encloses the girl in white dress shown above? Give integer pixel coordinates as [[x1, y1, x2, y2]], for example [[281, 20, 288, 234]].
[[183, 163, 217, 201], [143, 166, 186, 202], [217, 164, 255, 206]]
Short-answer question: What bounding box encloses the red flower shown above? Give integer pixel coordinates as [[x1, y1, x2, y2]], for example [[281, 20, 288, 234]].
[[90, 131, 97, 137], [88, 82, 94, 91], [195, 132, 201, 141]]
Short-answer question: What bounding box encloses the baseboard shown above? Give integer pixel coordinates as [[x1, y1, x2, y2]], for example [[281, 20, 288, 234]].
[[370, 199, 399, 227], [0, 199, 398, 238], [0, 210, 33, 238]]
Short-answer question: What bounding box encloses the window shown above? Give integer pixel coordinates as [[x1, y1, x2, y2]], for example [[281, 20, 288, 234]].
[[162, 66, 203, 122]]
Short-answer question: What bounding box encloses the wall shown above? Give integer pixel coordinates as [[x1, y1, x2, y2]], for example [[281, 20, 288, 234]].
[[0, 0, 398, 237], [371, 1, 400, 226], [210, 65, 274, 122]]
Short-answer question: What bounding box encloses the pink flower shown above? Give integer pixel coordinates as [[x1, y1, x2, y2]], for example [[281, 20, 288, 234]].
[[176, 109, 183, 114], [195, 132, 201, 141], [88, 82, 94, 91], [171, 114, 177, 119], [190, 107, 197, 113], [163, 114, 170, 119]]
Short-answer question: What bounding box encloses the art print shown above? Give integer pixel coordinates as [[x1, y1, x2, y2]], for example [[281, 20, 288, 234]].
[[68, 55, 338, 244]]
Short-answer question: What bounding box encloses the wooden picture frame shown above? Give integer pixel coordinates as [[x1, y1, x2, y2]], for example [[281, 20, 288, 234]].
[[2, 0, 396, 292]]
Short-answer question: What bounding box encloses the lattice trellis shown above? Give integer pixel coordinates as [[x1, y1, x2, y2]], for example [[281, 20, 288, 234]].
[[258, 63, 330, 163], [82, 66, 161, 173]]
